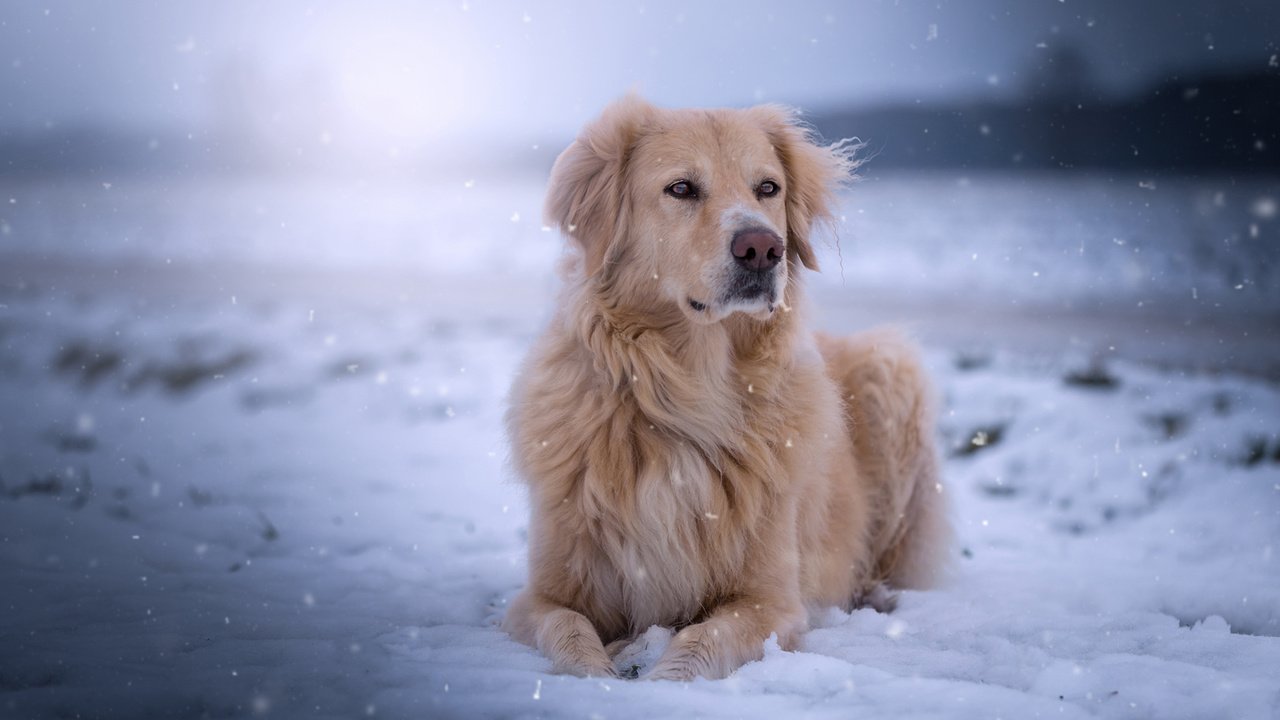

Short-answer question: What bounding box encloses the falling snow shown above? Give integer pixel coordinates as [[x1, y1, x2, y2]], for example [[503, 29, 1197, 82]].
[[1, 172, 1278, 720]]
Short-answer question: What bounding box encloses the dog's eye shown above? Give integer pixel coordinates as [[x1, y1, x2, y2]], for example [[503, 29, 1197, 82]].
[[757, 180, 780, 199], [665, 180, 698, 200]]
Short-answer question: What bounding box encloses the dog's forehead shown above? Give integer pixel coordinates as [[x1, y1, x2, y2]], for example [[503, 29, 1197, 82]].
[[637, 109, 780, 172]]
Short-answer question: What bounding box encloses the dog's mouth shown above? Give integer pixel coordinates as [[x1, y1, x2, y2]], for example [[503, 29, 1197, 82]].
[[725, 273, 777, 305], [686, 291, 778, 321], [687, 272, 780, 320]]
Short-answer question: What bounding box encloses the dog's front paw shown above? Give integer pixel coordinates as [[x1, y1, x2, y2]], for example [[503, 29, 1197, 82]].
[[644, 659, 697, 682], [643, 624, 724, 681], [553, 656, 619, 679]]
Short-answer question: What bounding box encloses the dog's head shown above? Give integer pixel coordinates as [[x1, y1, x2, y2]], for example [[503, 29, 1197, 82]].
[[546, 95, 857, 324]]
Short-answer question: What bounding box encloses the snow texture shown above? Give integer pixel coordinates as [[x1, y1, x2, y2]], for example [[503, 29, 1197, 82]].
[[1, 174, 1278, 719]]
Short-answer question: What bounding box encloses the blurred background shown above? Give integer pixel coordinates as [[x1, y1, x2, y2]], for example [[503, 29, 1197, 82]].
[[3, 1, 1278, 174], [1, 0, 1278, 370]]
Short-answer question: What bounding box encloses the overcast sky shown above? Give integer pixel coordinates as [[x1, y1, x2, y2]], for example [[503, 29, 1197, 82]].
[[1, 1, 1277, 149]]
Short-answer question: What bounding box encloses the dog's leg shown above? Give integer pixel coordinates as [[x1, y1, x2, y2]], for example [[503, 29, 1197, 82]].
[[819, 327, 952, 590], [645, 598, 806, 681], [503, 591, 617, 678], [881, 438, 951, 589]]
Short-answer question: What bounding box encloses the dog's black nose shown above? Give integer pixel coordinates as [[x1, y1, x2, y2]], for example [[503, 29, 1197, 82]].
[[730, 230, 784, 272]]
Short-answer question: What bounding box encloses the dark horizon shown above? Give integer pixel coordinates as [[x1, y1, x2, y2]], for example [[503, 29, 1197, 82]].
[[811, 58, 1280, 173], [3, 57, 1276, 178], [3, 1, 1279, 178]]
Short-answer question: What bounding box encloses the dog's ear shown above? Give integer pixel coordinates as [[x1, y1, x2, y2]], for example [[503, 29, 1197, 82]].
[[545, 95, 655, 275], [753, 106, 860, 272]]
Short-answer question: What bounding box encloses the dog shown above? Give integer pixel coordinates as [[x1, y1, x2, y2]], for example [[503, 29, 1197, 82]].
[[503, 96, 950, 681]]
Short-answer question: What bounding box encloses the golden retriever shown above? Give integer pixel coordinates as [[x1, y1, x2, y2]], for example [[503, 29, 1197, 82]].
[[503, 95, 950, 681]]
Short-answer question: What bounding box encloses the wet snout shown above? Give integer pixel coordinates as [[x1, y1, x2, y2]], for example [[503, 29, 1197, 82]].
[[730, 229, 784, 272]]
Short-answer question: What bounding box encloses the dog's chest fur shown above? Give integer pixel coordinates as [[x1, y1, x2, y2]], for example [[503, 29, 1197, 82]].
[[515, 310, 811, 638], [557, 374, 795, 636], [589, 434, 745, 632]]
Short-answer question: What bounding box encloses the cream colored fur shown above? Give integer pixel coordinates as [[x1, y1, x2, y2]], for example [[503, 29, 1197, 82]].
[[503, 96, 950, 681]]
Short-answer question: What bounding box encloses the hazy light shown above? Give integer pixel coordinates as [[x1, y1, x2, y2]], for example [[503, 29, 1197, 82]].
[[329, 21, 480, 148]]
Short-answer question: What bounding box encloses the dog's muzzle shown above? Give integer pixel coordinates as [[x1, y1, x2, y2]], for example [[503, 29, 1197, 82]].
[[726, 228, 783, 301]]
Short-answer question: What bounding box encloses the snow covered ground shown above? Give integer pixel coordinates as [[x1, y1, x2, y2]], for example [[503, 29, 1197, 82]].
[[1, 172, 1278, 719]]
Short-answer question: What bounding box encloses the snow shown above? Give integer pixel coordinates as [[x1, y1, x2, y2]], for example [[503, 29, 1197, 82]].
[[1, 173, 1278, 719]]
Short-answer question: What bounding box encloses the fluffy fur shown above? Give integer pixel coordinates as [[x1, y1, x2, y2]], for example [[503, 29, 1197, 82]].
[[503, 96, 950, 681]]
